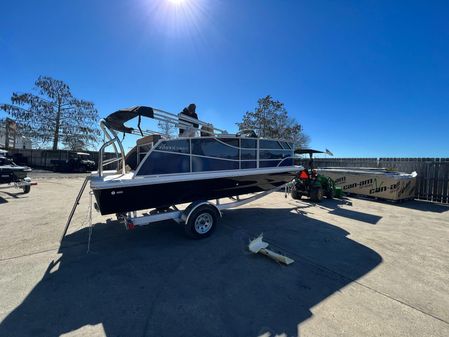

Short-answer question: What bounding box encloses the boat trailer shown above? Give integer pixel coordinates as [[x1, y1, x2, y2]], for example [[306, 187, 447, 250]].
[[0, 177, 37, 194], [61, 176, 293, 242]]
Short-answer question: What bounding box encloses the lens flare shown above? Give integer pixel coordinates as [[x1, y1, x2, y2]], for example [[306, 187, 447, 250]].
[[167, 0, 185, 5], [136, 0, 219, 52]]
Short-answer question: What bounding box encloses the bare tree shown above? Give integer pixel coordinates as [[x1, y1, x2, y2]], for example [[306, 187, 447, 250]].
[[237, 95, 310, 148], [1, 76, 100, 150], [157, 120, 176, 138]]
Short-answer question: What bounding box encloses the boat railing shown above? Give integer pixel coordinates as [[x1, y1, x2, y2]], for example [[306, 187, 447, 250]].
[[98, 119, 126, 177], [97, 106, 231, 177], [98, 106, 284, 177], [114, 108, 227, 139], [153, 108, 226, 137], [97, 120, 211, 177]]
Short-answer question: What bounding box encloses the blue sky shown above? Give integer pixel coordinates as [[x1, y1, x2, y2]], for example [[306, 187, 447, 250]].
[[1, 0, 448, 157]]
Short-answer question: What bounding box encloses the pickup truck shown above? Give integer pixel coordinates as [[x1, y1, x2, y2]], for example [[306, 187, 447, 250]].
[[51, 152, 96, 173]]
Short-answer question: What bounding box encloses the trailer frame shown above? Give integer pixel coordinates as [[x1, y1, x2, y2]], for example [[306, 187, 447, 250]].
[[61, 178, 292, 242]]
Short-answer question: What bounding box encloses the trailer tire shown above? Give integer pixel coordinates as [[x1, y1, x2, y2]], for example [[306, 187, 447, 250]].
[[325, 187, 334, 199], [291, 188, 302, 200], [325, 178, 335, 199], [310, 187, 323, 202], [184, 205, 219, 239], [22, 185, 31, 194]]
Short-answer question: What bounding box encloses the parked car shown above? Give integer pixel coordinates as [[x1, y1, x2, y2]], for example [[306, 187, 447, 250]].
[[51, 152, 96, 173]]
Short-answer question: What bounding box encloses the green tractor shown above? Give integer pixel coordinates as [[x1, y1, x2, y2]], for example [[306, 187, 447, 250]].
[[291, 149, 342, 202]]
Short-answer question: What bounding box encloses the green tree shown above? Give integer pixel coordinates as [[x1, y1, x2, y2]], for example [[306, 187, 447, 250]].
[[237, 95, 310, 147], [1, 76, 100, 150]]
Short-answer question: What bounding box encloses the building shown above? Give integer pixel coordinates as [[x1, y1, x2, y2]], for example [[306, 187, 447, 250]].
[[0, 120, 32, 149]]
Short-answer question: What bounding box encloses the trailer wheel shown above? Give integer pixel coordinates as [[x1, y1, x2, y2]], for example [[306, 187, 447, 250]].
[[185, 205, 219, 239], [325, 186, 334, 199], [22, 185, 31, 194], [310, 187, 323, 202], [291, 187, 302, 200], [325, 178, 335, 199]]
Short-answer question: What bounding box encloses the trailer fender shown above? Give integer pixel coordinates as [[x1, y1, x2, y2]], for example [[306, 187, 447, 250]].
[[183, 201, 222, 224]]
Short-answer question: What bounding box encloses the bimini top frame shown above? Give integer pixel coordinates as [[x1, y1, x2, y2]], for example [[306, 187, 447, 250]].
[[98, 106, 227, 177], [104, 106, 226, 137]]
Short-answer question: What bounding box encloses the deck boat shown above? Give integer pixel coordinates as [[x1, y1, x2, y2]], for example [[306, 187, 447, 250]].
[[90, 106, 301, 215]]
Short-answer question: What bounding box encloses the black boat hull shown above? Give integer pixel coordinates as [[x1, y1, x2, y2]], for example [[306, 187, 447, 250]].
[[93, 171, 295, 215]]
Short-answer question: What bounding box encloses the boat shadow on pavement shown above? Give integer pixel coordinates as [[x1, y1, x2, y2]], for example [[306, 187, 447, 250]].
[[0, 206, 382, 337]]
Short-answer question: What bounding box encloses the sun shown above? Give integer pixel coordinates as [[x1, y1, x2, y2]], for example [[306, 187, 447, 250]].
[[141, 0, 210, 39], [167, 0, 186, 5]]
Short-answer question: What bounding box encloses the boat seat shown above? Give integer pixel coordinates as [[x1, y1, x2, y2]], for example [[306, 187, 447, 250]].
[[125, 135, 162, 170], [236, 129, 258, 138], [136, 134, 162, 146], [200, 123, 214, 137]]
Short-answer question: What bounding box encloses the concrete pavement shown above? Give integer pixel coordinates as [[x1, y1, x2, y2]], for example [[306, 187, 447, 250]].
[[0, 174, 448, 337]]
